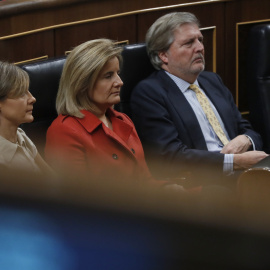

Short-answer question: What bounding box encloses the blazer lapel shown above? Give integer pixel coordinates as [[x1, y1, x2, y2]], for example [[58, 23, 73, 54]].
[[75, 109, 136, 158]]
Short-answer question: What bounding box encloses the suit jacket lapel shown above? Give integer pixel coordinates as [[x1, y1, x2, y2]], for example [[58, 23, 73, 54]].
[[198, 76, 235, 139], [159, 71, 208, 150]]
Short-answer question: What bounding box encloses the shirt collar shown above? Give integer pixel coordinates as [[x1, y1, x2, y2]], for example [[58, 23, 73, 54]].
[[164, 71, 199, 93], [64, 107, 126, 134], [17, 128, 26, 147]]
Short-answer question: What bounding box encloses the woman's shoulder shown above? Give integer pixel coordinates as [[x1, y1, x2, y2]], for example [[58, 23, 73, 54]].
[[49, 114, 81, 130], [111, 108, 133, 124], [17, 128, 37, 157], [17, 127, 33, 143], [47, 114, 92, 142]]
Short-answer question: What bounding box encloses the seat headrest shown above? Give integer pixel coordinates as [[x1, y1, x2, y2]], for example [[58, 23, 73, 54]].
[[120, 44, 155, 100], [248, 24, 270, 78], [116, 43, 155, 116], [19, 57, 66, 156], [20, 57, 66, 121], [247, 24, 270, 153]]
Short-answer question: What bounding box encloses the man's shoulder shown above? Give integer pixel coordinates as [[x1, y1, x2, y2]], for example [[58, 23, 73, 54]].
[[198, 70, 219, 80], [198, 71, 225, 85], [198, 71, 227, 92], [138, 70, 219, 85], [133, 70, 171, 94], [136, 70, 164, 84]]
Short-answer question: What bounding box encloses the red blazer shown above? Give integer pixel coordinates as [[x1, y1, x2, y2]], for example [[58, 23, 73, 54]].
[[45, 108, 153, 183]]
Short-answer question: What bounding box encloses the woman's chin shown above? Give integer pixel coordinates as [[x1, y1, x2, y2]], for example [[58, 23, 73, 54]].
[[24, 116, 34, 123], [110, 97, 121, 106]]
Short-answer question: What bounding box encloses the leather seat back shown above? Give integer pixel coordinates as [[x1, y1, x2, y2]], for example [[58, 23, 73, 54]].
[[19, 57, 66, 155], [115, 43, 155, 118], [247, 24, 270, 153]]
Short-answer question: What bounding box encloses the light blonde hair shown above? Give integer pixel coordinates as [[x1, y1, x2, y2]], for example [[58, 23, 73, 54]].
[[0, 61, 29, 100], [146, 12, 200, 70], [56, 38, 123, 118]]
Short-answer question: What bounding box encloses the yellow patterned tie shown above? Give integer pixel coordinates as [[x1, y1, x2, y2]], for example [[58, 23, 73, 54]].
[[189, 84, 229, 146]]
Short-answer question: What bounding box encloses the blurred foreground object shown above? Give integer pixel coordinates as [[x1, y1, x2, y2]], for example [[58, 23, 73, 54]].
[[1, 167, 270, 269], [238, 156, 270, 210]]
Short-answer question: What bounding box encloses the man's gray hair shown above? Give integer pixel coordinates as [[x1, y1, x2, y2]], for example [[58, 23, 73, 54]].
[[146, 12, 200, 70]]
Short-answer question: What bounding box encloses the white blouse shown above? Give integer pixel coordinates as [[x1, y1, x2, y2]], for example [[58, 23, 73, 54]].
[[0, 128, 39, 172]]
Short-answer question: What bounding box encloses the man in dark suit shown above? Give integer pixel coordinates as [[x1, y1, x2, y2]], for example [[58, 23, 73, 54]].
[[130, 12, 268, 184]]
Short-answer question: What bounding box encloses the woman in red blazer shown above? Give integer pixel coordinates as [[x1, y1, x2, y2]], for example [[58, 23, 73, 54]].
[[45, 39, 157, 184]]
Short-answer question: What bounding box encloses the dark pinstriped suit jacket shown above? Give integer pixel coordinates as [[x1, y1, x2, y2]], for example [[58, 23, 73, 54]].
[[131, 70, 263, 180]]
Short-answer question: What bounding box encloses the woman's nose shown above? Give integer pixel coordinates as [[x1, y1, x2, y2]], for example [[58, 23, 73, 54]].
[[28, 91, 36, 104], [115, 74, 123, 87]]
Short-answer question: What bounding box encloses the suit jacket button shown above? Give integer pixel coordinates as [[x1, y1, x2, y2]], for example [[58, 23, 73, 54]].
[[112, 153, 118, 160], [131, 148, 135, 154]]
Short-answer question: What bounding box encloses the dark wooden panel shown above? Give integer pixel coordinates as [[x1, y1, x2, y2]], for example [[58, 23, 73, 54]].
[[54, 16, 137, 56], [1, 0, 269, 116], [0, 17, 11, 37], [201, 28, 215, 73], [0, 31, 54, 63], [0, 0, 207, 36]]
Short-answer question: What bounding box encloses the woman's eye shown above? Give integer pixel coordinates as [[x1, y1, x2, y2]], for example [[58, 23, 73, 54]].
[[105, 73, 113, 79], [18, 92, 27, 98]]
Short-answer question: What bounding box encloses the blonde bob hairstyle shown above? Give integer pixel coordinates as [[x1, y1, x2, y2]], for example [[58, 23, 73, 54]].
[[56, 38, 123, 118], [0, 61, 29, 101]]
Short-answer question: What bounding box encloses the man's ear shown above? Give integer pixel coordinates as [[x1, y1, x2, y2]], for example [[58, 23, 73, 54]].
[[158, 51, 169, 64]]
